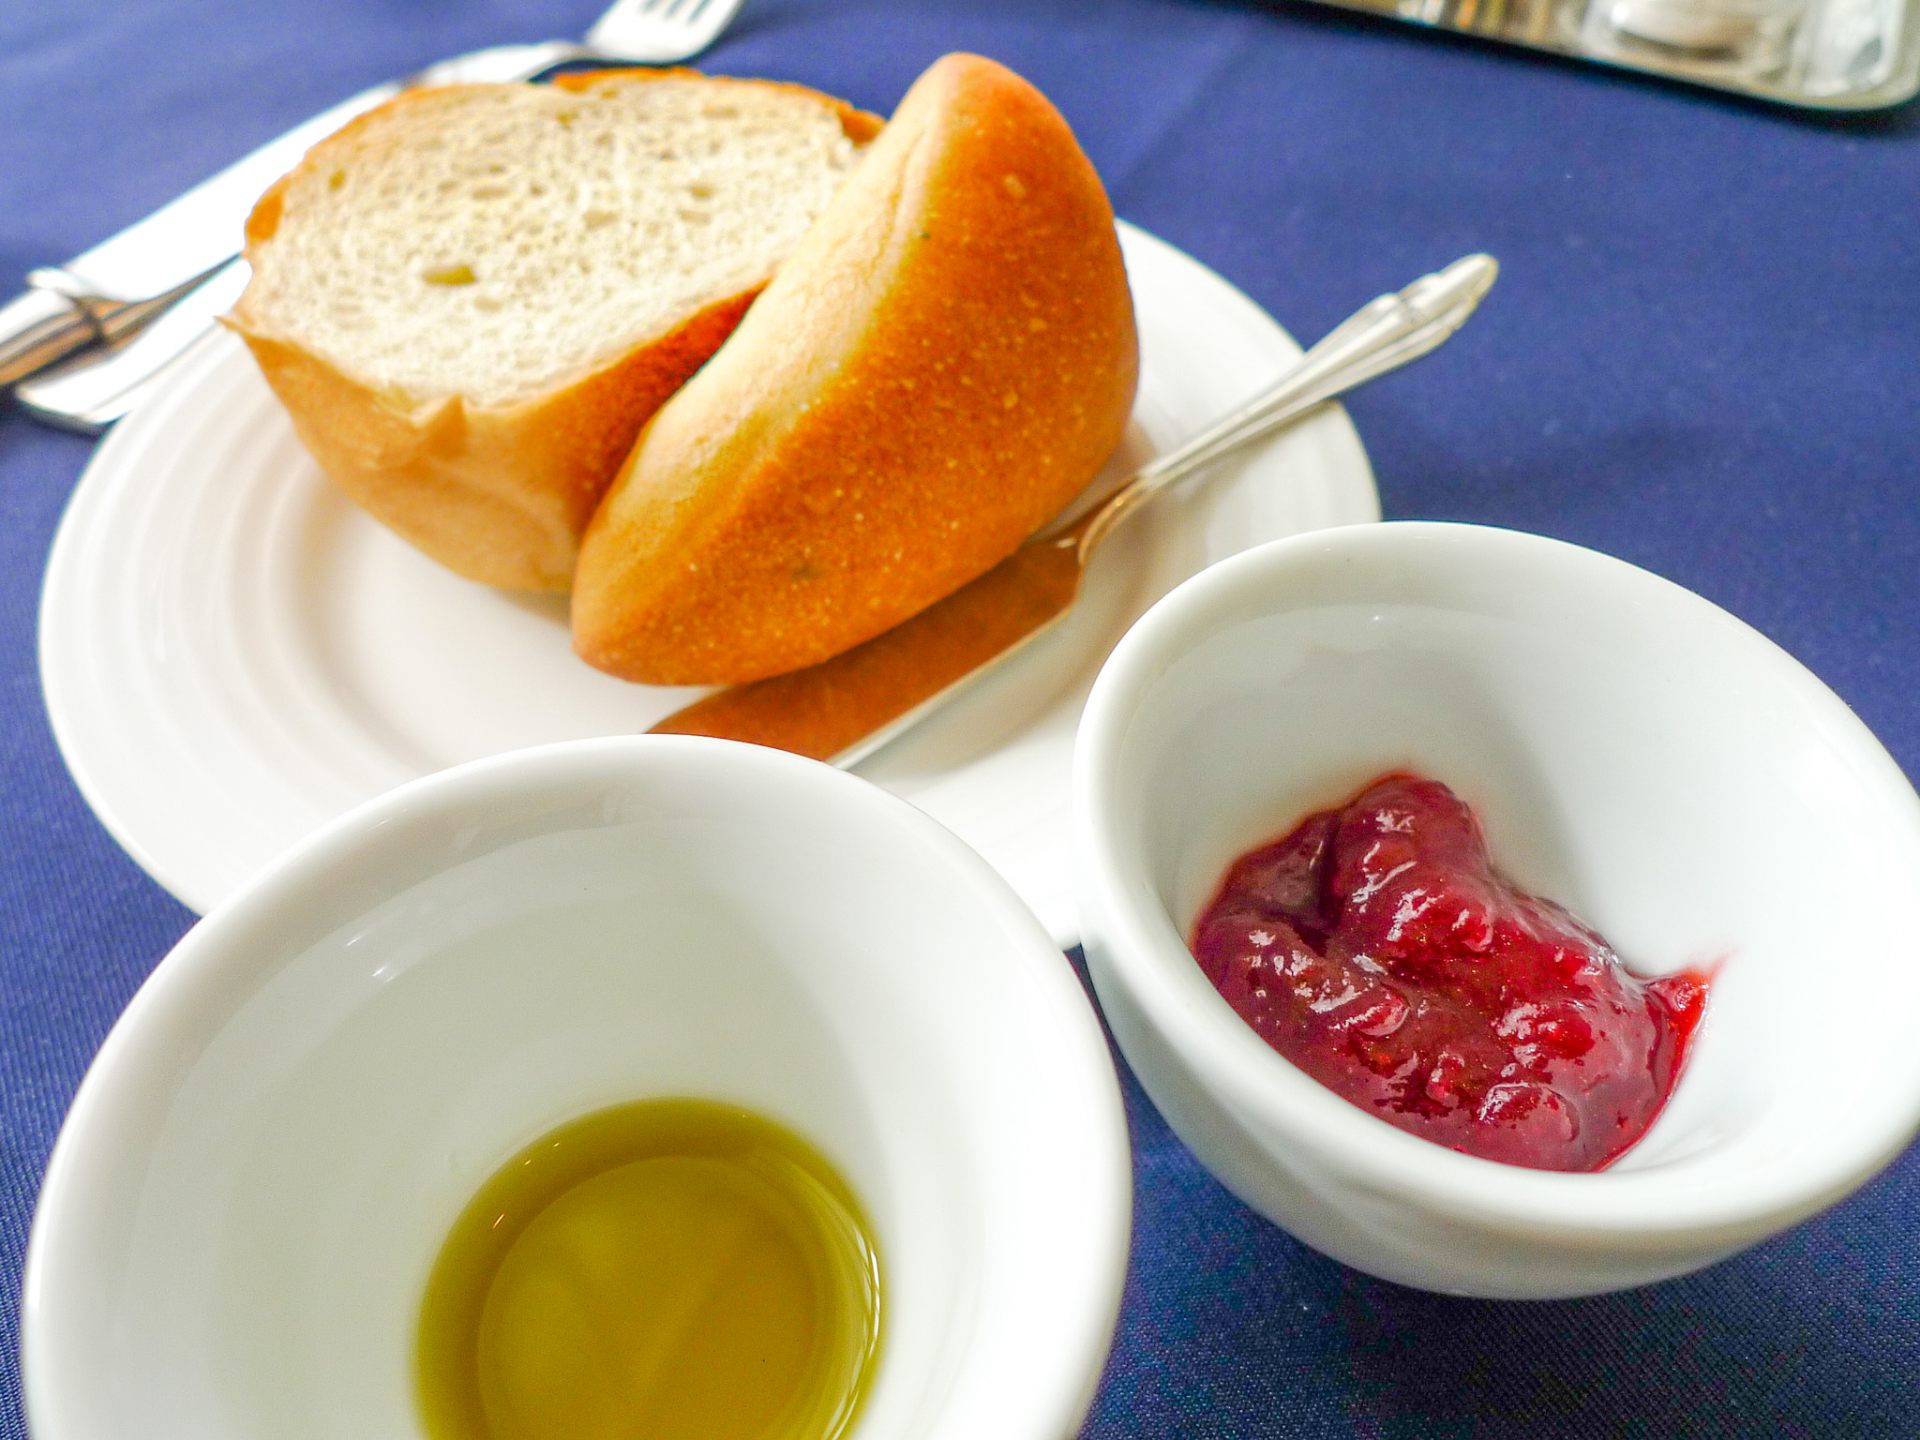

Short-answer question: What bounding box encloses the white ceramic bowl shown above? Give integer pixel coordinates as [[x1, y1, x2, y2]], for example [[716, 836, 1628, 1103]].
[[24, 737, 1130, 1438], [1075, 521, 1920, 1299]]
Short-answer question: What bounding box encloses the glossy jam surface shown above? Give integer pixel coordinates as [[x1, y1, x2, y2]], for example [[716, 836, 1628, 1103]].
[[417, 1099, 881, 1440], [1191, 775, 1706, 1171]]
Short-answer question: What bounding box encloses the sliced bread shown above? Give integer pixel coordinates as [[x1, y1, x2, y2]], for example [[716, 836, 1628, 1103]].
[[570, 53, 1139, 685], [229, 70, 882, 590]]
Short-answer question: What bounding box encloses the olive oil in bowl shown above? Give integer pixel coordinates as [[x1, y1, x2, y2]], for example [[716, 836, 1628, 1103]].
[[417, 1099, 882, 1440]]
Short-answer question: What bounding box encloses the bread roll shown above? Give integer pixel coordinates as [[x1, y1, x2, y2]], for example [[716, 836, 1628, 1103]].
[[571, 53, 1139, 684], [228, 71, 881, 591]]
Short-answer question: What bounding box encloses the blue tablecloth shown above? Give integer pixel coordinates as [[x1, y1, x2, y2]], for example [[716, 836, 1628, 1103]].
[[4, 1, 1917, 1434]]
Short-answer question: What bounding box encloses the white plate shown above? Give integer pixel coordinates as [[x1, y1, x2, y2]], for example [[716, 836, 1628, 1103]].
[[40, 223, 1377, 945]]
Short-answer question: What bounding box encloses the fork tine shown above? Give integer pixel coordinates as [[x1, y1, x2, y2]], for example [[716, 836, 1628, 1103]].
[[692, 0, 747, 39], [584, 0, 748, 60]]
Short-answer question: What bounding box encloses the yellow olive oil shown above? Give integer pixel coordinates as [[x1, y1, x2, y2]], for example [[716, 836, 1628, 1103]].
[[416, 1098, 882, 1440]]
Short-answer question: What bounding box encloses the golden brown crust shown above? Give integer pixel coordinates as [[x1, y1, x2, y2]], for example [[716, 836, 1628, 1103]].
[[228, 72, 883, 593], [556, 67, 886, 148], [571, 53, 1140, 682], [228, 288, 761, 590]]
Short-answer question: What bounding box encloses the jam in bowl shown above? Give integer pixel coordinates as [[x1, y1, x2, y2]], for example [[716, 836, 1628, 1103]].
[[1075, 521, 1920, 1298], [1191, 773, 1707, 1173]]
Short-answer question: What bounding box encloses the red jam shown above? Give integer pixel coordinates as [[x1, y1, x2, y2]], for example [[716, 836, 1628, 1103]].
[[1190, 774, 1706, 1172]]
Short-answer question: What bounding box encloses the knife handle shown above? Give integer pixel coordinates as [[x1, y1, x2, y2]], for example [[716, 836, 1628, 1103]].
[[0, 286, 99, 390], [2, 260, 240, 398], [13, 259, 250, 432], [1071, 254, 1500, 558]]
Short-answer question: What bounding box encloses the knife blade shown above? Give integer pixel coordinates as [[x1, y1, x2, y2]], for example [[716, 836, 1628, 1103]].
[[650, 535, 1086, 765], [648, 254, 1500, 767]]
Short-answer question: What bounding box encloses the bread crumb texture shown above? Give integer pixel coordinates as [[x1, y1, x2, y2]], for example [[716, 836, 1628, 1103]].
[[241, 75, 868, 407]]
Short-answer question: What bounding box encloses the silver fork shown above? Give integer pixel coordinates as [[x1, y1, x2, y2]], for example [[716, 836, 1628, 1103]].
[[8, 0, 749, 432]]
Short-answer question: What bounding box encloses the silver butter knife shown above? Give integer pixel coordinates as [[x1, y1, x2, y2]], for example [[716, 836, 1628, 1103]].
[[4, 0, 748, 432], [649, 254, 1500, 767]]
